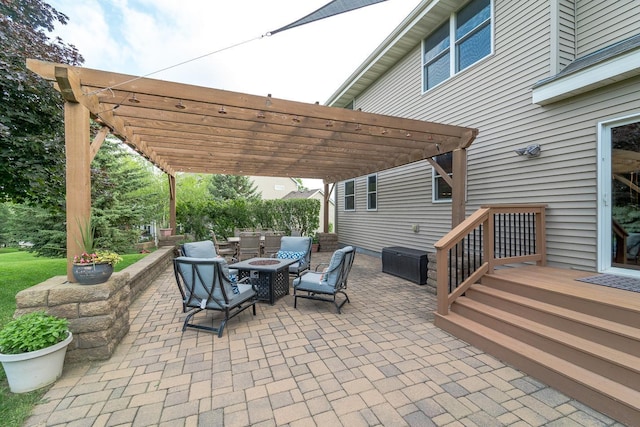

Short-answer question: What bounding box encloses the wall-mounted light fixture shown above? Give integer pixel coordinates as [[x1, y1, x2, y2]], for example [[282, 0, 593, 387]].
[[514, 144, 541, 158]]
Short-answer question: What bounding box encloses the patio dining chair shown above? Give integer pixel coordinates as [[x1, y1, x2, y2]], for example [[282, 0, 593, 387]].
[[212, 232, 237, 260], [293, 246, 356, 313], [173, 256, 258, 337], [262, 232, 283, 258], [238, 233, 261, 260], [274, 236, 312, 277]]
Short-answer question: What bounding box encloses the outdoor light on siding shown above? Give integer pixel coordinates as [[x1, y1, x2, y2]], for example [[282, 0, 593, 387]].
[[175, 100, 186, 109], [292, 115, 300, 123], [218, 106, 227, 114], [355, 123, 362, 131], [257, 111, 266, 119], [515, 144, 542, 158], [128, 93, 140, 103]]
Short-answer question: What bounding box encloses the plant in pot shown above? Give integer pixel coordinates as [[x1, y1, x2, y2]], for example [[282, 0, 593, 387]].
[[311, 234, 320, 252], [0, 311, 73, 393], [72, 218, 122, 285]]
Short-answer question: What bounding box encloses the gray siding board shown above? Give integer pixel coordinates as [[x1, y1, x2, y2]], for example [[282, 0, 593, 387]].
[[333, 0, 640, 269], [557, 0, 576, 69], [576, 0, 640, 56]]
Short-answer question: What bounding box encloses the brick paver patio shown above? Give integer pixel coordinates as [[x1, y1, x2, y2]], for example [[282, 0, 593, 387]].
[[25, 251, 623, 426]]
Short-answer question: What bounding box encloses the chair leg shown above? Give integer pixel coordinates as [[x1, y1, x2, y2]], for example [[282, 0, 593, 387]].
[[335, 291, 350, 314], [183, 308, 203, 331], [217, 319, 227, 338]]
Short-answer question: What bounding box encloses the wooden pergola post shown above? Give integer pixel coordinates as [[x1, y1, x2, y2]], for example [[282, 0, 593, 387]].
[[168, 174, 176, 233], [323, 183, 330, 233], [64, 101, 91, 281], [451, 148, 468, 228]]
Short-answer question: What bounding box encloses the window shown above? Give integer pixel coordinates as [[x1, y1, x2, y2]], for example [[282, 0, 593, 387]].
[[344, 180, 355, 211], [367, 174, 377, 210], [433, 152, 452, 202], [423, 0, 492, 91]]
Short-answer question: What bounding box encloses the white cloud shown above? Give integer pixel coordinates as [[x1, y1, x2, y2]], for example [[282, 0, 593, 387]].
[[48, 0, 420, 103]]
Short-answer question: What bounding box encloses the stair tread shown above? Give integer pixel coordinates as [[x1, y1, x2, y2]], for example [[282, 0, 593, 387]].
[[485, 266, 640, 313], [438, 311, 640, 408], [470, 284, 640, 341], [455, 296, 640, 371]]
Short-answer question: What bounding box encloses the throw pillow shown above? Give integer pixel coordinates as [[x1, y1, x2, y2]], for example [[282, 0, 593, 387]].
[[276, 250, 305, 260]]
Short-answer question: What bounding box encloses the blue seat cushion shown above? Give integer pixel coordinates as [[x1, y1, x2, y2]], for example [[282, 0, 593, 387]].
[[182, 240, 217, 258], [175, 256, 242, 304], [293, 272, 335, 295]]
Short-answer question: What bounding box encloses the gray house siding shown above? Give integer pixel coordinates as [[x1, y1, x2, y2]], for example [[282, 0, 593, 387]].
[[555, 0, 576, 71], [576, 0, 640, 56], [333, 0, 640, 271]]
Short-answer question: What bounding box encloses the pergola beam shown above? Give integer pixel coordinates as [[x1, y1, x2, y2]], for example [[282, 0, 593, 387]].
[[28, 59, 476, 183], [26, 59, 479, 278]]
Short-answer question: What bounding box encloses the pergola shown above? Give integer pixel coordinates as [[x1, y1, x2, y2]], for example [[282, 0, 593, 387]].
[[27, 59, 478, 281]]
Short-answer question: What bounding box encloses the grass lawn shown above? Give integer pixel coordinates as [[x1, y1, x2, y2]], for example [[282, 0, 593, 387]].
[[0, 248, 149, 427]]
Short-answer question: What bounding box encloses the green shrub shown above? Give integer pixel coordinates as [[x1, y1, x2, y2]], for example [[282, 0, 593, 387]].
[[178, 198, 320, 240], [0, 312, 68, 355]]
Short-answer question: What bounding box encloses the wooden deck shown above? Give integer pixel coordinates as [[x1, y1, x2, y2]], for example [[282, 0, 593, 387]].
[[435, 265, 640, 426]]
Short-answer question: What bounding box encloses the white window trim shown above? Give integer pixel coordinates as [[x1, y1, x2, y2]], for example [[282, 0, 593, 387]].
[[597, 112, 640, 276], [344, 179, 355, 211], [367, 174, 378, 211], [421, 0, 495, 94], [432, 168, 453, 204]]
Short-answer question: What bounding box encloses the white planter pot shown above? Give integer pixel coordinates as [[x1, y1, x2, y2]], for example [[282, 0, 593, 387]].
[[0, 331, 72, 393]]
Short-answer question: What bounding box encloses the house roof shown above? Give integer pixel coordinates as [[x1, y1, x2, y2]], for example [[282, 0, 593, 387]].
[[27, 58, 477, 184], [326, 0, 457, 108], [283, 189, 321, 199], [533, 33, 640, 88]]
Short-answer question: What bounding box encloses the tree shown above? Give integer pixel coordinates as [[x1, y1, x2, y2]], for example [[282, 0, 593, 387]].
[[208, 175, 261, 201], [90, 139, 162, 252], [0, 0, 83, 206]]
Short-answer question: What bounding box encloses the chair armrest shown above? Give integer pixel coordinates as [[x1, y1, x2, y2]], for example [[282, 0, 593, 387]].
[[237, 276, 258, 292], [314, 262, 329, 272]]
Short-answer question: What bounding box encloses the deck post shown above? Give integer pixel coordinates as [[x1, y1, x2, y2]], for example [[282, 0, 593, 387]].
[[452, 148, 467, 228], [436, 248, 450, 315]]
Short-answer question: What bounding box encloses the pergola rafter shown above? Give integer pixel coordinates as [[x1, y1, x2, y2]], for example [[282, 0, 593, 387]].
[[26, 59, 478, 281]]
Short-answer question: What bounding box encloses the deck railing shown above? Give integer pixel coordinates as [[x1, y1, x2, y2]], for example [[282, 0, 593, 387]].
[[434, 204, 547, 315]]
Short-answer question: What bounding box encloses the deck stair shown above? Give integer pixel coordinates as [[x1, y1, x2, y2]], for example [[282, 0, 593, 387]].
[[434, 266, 640, 426]]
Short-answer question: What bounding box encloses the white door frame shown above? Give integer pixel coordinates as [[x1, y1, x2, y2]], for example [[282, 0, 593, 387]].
[[597, 113, 640, 276]]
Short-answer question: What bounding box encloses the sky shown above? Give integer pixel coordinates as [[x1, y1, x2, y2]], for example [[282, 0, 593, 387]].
[[46, 0, 421, 186]]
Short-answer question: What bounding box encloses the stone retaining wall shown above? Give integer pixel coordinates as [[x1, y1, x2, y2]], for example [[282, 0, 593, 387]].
[[13, 246, 175, 363], [317, 233, 338, 252]]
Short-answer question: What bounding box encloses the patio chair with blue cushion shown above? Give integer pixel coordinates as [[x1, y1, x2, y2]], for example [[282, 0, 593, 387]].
[[180, 240, 217, 258], [274, 236, 312, 277], [293, 246, 356, 313], [173, 256, 258, 337]]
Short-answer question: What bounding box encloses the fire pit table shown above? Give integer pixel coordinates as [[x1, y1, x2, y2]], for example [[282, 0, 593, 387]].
[[229, 257, 297, 305]]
